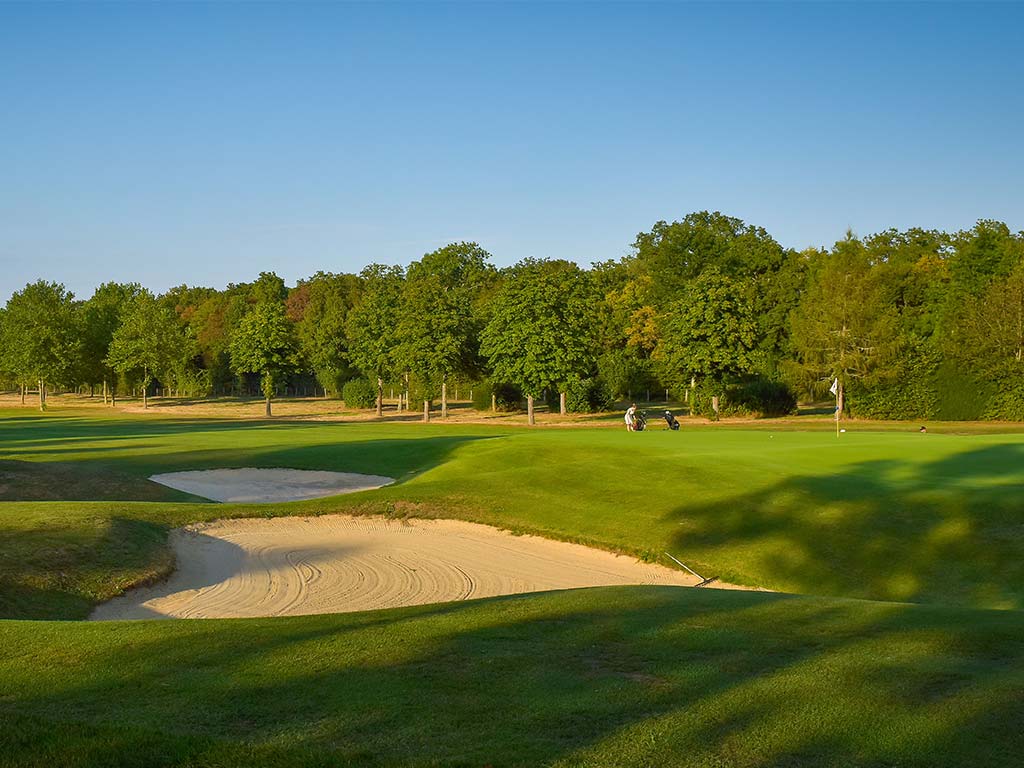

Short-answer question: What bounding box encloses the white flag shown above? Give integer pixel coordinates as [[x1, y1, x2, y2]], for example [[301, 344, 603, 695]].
[[829, 378, 838, 397]]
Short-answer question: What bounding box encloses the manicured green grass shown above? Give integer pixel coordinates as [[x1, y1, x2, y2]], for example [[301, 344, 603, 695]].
[[2, 407, 1024, 766], [2, 587, 1023, 767], [3, 408, 1024, 617]]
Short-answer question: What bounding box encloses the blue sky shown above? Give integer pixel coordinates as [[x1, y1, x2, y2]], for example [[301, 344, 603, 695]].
[[1, 1, 1022, 301]]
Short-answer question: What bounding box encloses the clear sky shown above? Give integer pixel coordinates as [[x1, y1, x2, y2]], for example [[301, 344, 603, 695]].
[[1, 1, 1022, 301]]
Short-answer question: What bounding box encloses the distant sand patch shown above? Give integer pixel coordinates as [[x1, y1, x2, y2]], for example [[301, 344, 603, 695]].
[[149, 468, 394, 503], [90, 515, 715, 620]]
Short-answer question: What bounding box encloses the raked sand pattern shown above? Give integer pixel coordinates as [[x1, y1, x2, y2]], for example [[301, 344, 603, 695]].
[[90, 515, 705, 620]]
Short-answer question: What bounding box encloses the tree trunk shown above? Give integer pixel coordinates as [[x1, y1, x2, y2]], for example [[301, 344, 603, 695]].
[[21, 383, 26, 405], [102, 379, 108, 405], [111, 385, 116, 407], [712, 395, 720, 421], [491, 393, 496, 412], [559, 391, 567, 415], [376, 377, 384, 417], [423, 398, 430, 423], [266, 395, 272, 417], [527, 394, 535, 426], [441, 380, 448, 419], [837, 381, 845, 421], [38, 380, 45, 411]]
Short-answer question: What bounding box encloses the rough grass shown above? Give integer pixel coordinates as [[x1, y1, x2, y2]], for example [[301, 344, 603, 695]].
[[2, 587, 1023, 767]]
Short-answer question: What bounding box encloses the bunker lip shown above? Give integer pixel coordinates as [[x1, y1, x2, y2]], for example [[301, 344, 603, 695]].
[[149, 468, 395, 503], [88, 515, 750, 621]]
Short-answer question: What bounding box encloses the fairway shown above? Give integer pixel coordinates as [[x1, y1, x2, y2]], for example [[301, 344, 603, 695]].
[[2, 405, 1024, 766]]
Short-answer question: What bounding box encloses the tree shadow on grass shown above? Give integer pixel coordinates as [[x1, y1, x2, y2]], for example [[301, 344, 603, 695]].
[[0, 516, 176, 620], [0, 435, 497, 502], [2, 587, 1023, 766], [666, 443, 1024, 608]]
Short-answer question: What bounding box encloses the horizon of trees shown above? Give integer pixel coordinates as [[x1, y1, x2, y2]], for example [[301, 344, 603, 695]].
[[2, 211, 1023, 422]]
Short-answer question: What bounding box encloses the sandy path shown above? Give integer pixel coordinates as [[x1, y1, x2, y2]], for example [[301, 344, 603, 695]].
[[90, 515, 706, 620], [149, 468, 394, 503]]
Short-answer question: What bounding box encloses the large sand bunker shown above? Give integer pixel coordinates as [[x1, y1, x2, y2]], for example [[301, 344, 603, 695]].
[[150, 468, 394, 503], [90, 515, 705, 620]]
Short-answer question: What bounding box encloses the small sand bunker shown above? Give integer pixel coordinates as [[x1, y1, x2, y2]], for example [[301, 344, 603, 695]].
[[90, 515, 705, 620], [150, 468, 394, 503]]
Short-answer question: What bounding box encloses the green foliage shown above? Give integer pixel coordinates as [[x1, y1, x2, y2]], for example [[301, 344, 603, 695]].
[[341, 378, 377, 409], [228, 301, 297, 403], [654, 267, 757, 395], [2, 280, 80, 393], [106, 289, 193, 395], [288, 272, 361, 396], [480, 259, 597, 398], [789, 235, 901, 410], [396, 243, 495, 392], [77, 282, 141, 388], [470, 380, 523, 412], [728, 378, 798, 417], [596, 349, 656, 399], [347, 264, 404, 395], [564, 376, 614, 413]]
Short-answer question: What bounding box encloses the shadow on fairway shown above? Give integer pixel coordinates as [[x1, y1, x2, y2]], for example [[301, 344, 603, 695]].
[[0, 435, 496, 501], [2, 587, 1023, 766], [0, 516, 175, 620], [666, 442, 1024, 608]]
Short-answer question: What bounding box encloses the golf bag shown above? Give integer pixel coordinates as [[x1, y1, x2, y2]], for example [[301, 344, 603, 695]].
[[664, 411, 680, 430], [633, 410, 648, 431]]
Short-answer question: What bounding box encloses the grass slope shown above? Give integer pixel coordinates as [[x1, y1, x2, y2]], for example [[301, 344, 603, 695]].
[[2, 587, 1023, 767], [3, 410, 1024, 617]]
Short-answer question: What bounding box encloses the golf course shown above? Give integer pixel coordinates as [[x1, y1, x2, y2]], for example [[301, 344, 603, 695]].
[[2, 400, 1023, 767]]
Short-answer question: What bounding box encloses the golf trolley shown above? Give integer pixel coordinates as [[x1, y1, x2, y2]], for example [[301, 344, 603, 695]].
[[634, 410, 681, 431]]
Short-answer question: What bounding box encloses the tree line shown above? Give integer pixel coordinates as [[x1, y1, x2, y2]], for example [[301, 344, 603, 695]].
[[1, 211, 1022, 422]]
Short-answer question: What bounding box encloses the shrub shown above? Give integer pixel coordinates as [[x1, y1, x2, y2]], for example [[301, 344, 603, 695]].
[[471, 380, 523, 412], [565, 376, 615, 413], [341, 378, 376, 409], [729, 378, 798, 417]]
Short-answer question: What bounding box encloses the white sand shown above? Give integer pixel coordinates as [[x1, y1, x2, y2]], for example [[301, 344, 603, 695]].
[[149, 468, 394, 503], [90, 515, 707, 620]]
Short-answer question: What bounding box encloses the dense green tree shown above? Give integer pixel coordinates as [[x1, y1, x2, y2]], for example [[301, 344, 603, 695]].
[[397, 242, 496, 420], [78, 282, 141, 404], [229, 301, 297, 417], [633, 211, 787, 305], [289, 272, 362, 396], [789, 235, 900, 417], [106, 290, 193, 409], [653, 268, 757, 419], [2, 281, 80, 410], [480, 259, 596, 425], [347, 265, 404, 416]]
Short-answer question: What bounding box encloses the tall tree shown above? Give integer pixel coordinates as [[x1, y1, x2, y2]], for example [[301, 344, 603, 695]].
[[289, 272, 362, 397], [397, 242, 495, 420], [789, 235, 899, 417], [480, 259, 596, 425], [347, 264, 404, 416], [79, 282, 141, 404], [2, 281, 79, 410], [229, 301, 297, 417], [106, 290, 193, 409], [653, 268, 757, 419]]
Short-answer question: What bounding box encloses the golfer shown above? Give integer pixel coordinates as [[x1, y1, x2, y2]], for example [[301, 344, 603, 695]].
[[625, 403, 637, 431]]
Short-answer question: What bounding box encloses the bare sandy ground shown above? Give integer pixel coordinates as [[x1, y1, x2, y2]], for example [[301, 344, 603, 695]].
[[149, 468, 395, 503], [90, 515, 713, 620]]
